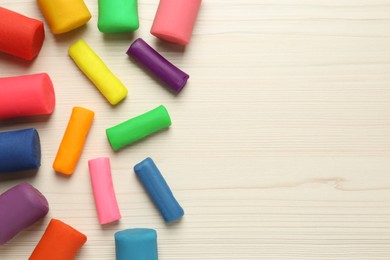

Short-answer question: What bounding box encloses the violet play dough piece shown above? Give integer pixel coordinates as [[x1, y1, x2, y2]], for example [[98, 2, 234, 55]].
[[0, 183, 49, 245], [127, 38, 189, 93]]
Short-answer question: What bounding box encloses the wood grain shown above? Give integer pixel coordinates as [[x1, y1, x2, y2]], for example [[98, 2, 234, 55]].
[[2, 0, 390, 259]]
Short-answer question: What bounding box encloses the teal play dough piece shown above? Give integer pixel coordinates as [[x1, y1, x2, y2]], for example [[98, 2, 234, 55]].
[[98, 0, 139, 33], [106, 105, 171, 151], [115, 229, 158, 260]]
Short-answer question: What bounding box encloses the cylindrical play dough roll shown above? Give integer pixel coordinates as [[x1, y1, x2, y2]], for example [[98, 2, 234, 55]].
[[53, 107, 94, 175], [98, 0, 139, 33], [0, 7, 44, 60], [151, 0, 201, 45], [115, 229, 158, 260], [127, 38, 189, 93], [37, 0, 91, 34], [69, 40, 128, 105], [134, 157, 184, 223], [88, 157, 121, 224], [0, 128, 41, 173], [0, 73, 55, 119], [106, 105, 171, 151], [30, 219, 87, 260], [0, 183, 49, 245]]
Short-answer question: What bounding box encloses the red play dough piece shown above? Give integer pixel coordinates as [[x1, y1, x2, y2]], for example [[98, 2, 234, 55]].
[[0, 7, 45, 60], [0, 73, 55, 119]]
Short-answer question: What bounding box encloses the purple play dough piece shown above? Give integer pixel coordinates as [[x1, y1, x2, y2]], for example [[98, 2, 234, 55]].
[[0, 183, 49, 245], [126, 38, 189, 93]]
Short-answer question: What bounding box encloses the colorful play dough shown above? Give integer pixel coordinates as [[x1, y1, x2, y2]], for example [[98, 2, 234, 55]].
[[0, 183, 49, 245], [0, 7, 44, 60], [69, 40, 128, 105], [0, 128, 41, 173], [53, 107, 94, 175], [37, 0, 91, 34], [0, 73, 55, 119], [151, 0, 202, 45], [88, 157, 121, 225], [30, 219, 87, 260], [98, 0, 139, 33], [134, 157, 184, 223], [106, 105, 171, 151], [115, 229, 158, 260], [127, 38, 189, 93]]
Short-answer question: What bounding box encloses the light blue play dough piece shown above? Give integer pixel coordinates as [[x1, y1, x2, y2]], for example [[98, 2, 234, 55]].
[[115, 228, 158, 260]]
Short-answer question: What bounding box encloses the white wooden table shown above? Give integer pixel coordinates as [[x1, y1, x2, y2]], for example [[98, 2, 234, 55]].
[[2, 0, 390, 259]]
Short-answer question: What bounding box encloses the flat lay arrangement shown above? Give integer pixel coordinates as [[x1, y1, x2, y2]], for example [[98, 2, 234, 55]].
[[2, 1, 390, 259], [0, 0, 200, 258]]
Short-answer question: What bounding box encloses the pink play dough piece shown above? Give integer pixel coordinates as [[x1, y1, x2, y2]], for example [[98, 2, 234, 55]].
[[0, 73, 55, 119], [150, 0, 201, 45], [88, 157, 121, 224]]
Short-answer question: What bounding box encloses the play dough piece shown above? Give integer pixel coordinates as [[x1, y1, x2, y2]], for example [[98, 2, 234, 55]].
[[37, 0, 91, 34], [0, 128, 41, 173], [69, 40, 128, 105], [98, 0, 139, 33], [88, 157, 121, 224], [134, 158, 184, 223], [0, 183, 49, 245], [151, 0, 201, 45], [53, 107, 94, 175], [106, 105, 171, 151], [115, 229, 158, 260], [29, 219, 87, 260], [0, 73, 55, 119], [127, 38, 189, 93], [0, 7, 44, 60]]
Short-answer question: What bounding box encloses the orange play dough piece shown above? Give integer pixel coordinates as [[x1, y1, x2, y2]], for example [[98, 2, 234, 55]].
[[0, 7, 44, 60], [53, 107, 94, 175], [29, 219, 87, 260], [37, 0, 91, 34]]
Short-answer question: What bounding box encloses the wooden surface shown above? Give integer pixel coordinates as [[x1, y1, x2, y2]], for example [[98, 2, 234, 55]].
[[2, 0, 390, 259]]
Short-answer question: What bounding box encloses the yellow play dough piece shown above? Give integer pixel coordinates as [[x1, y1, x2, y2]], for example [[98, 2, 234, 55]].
[[68, 40, 128, 105], [37, 0, 91, 34]]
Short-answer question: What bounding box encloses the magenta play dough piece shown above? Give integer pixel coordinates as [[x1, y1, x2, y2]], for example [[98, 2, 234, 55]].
[[0, 183, 49, 245], [127, 38, 189, 93], [88, 157, 121, 225], [0, 73, 55, 119]]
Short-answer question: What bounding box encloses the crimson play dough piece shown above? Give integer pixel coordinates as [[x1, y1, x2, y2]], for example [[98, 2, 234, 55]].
[[30, 219, 87, 260], [0, 73, 55, 119], [151, 0, 201, 45], [0, 7, 45, 60], [0, 183, 49, 245]]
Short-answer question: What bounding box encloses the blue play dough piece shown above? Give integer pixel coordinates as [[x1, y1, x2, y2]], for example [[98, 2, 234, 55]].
[[0, 128, 41, 173], [115, 228, 158, 260], [134, 157, 184, 223]]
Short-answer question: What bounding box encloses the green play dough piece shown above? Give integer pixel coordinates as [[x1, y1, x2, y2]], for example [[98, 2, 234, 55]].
[[98, 0, 139, 33], [106, 105, 171, 150]]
